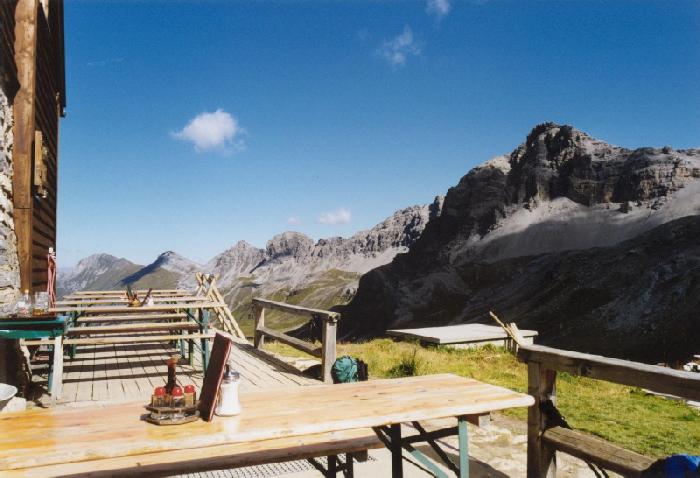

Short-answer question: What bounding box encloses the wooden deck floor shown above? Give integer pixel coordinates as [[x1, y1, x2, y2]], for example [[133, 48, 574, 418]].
[[32, 335, 315, 404]]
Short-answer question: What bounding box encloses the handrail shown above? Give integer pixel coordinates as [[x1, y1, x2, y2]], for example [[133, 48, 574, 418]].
[[252, 298, 340, 322], [518, 344, 700, 401], [517, 344, 700, 477], [251, 298, 339, 383]]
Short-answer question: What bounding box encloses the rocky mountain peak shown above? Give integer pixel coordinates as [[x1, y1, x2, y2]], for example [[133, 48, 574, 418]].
[[266, 231, 315, 260], [506, 122, 700, 207], [151, 251, 200, 274], [72, 253, 131, 275]]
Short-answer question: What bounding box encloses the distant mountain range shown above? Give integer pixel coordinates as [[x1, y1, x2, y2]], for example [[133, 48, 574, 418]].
[[58, 201, 442, 332]]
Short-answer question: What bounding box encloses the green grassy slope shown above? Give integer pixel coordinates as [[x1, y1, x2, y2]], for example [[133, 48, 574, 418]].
[[227, 269, 360, 336]]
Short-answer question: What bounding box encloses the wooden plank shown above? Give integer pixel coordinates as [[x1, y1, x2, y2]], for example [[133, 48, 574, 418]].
[[542, 427, 654, 477], [66, 322, 199, 335], [0, 374, 533, 472], [113, 341, 140, 401], [257, 326, 321, 357], [70, 290, 188, 296], [252, 298, 340, 321], [50, 302, 226, 314], [92, 343, 110, 401], [228, 339, 312, 387], [55, 297, 217, 306], [77, 313, 188, 323], [74, 346, 94, 402], [517, 344, 700, 401], [62, 333, 215, 346], [3, 428, 382, 478]]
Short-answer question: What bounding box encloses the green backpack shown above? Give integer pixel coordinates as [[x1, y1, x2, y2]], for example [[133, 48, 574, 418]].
[[331, 356, 369, 384]]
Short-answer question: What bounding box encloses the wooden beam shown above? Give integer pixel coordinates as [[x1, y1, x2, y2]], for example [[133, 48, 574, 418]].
[[253, 305, 265, 350], [542, 427, 654, 477], [517, 344, 700, 402], [252, 298, 340, 322], [527, 362, 556, 478], [12, 0, 39, 293], [321, 317, 337, 384], [257, 326, 321, 358]]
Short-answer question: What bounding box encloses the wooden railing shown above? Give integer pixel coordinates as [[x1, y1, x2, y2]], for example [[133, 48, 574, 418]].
[[517, 344, 700, 478], [195, 273, 246, 339], [252, 298, 339, 383]]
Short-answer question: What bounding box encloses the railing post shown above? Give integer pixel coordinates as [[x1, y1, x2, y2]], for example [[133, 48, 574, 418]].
[[253, 304, 265, 350], [527, 362, 557, 478], [320, 314, 338, 384]]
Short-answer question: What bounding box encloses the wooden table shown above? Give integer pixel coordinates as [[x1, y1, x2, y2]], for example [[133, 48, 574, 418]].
[[44, 301, 227, 397], [0, 316, 66, 399], [54, 296, 215, 306], [49, 301, 226, 315], [0, 374, 534, 477]]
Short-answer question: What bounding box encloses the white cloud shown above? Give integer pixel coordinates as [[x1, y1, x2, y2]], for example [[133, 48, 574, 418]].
[[317, 208, 351, 225], [377, 26, 422, 67], [426, 0, 450, 19], [286, 216, 302, 226], [172, 109, 244, 153]]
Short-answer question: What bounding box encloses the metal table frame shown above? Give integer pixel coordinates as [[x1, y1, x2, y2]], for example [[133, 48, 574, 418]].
[[0, 316, 66, 399]]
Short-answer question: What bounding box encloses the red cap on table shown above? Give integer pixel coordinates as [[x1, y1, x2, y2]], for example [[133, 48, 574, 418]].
[[172, 386, 183, 397]]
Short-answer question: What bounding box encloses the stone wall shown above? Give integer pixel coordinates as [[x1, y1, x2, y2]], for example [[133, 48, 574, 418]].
[[0, 87, 20, 309], [0, 85, 21, 387]]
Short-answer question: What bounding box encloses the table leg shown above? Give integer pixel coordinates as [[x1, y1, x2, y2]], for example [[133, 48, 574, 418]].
[[50, 335, 63, 400], [390, 423, 403, 478], [327, 455, 337, 476], [345, 453, 354, 478], [188, 332, 194, 366], [201, 309, 210, 371], [70, 313, 77, 359], [458, 416, 469, 478]]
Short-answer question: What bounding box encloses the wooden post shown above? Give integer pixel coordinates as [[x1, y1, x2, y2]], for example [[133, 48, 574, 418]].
[[253, 305, 265, 350], [13, 0, 39, 293], [50, 335, 63, 400], [527, 362, 557, 478], [320, 316, 337, 384]]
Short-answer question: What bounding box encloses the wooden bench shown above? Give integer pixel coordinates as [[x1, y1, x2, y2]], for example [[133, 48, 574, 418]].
[[76, 312, 189, 323], [517, 344, 700, 477], [24, 333, 215, 347], [66, 322, 200, 335]]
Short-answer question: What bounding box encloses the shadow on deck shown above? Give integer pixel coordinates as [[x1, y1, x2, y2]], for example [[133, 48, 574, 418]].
[[32, 334, 316, 405]]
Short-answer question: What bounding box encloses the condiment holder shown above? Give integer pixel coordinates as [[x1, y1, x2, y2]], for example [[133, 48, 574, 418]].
[[144, 356, 200, 426]]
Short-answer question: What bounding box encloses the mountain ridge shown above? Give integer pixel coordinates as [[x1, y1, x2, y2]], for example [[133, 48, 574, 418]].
[[339, 123, 700, 362]]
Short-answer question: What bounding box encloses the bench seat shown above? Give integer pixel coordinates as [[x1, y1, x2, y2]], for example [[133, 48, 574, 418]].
[[76, 313, 189, 323], [66, 322, 200, 335], [542, 426, 655, 477]]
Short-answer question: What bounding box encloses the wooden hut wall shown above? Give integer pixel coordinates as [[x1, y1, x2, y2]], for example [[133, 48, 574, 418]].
[[12, 0, 65, 293]]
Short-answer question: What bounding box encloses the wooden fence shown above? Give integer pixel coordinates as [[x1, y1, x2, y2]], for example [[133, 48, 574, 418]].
[[252, 298, 338, 384], [517, 344, 700, 477]]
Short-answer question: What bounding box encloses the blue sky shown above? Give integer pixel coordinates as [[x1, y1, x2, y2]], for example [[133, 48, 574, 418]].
[[58, 0, 700, 267]]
